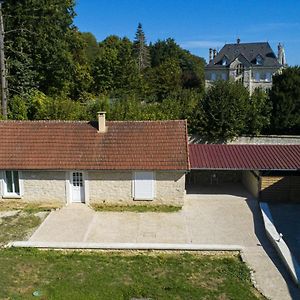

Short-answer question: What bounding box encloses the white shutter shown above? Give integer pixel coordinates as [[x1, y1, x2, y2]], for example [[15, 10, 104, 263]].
[[134, 171, 154, 200]]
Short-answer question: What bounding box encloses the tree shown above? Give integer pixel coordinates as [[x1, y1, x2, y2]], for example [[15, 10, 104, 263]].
[[150, 38, 181, 67], [133, 23, 150, 72], [3, 0, 86, 98], [199, 80, 250, 142], [269, 67, 300, 134], [92, 36, 142, 96], [246, 88, 272, 135], [80, 32, 101, 65], [146, 58, 182, 101], [149, 38, 205, 92]]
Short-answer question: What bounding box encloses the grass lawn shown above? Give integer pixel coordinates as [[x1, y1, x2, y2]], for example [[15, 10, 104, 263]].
[[0, 212, 42, 246], [0, 249, 265, 300], [0, 200, 60, 213], [91, 204, 182, 213]]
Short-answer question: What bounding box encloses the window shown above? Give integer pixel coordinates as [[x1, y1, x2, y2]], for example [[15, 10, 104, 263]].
[[4, 171, 20, 196], [221, 73, 227, 80], [222, 58, 227, 66], [211, 73, 216, 81], [72, 172, 83, 187], [256, 55, 263, 65], [266, 72, 272, 82], [255, 72, 260, 81], [133, 171, 154, 200], [236, 63, 244, 76]]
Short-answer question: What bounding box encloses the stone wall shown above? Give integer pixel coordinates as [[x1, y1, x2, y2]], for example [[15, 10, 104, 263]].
[[189, 134, 300, 145], [0, 170, 66, 205], [21, 171, 66, 204], [229, 135, 300, 145], [0, 170, 186, 206], [88, 170, 186, 206]]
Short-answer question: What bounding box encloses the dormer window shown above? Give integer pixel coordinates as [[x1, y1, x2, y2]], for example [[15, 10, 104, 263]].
[[256, 55, 263, 65], [222, 57, 228, 66]]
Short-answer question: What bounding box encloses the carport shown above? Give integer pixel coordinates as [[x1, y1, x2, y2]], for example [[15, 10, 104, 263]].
[[188, 144, 300, 202]]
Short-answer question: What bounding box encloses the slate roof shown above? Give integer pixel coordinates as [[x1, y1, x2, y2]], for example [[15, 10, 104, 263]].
[[206, 42, 281, 68], [189, 144, 300, 171], [0, 120, 189, 171]]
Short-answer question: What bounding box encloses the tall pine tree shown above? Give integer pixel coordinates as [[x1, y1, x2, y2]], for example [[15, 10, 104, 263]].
[[133, 23, 150, 72]]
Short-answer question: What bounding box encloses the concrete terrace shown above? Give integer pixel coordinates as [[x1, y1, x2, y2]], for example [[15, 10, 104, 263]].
[[17, 187, 300, 300]]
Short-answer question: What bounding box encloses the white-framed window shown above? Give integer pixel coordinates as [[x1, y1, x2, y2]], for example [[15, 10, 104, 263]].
[[3, 171, 21, 197], [255, 72, 260, 81], [256, 55, 263, 65], [133, 171, 155, 200], [236, 63, 244, 76], [266, 72, 272, 82], [222, 58, 227, 66], [211, 73, 216, 81]]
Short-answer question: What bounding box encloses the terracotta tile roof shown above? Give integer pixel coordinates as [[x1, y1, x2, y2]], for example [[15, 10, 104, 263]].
[[0, 120, 189, 171], [189, 144, 300, 171]]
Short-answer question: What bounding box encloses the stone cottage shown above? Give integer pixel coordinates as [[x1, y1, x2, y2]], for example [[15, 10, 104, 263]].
[[0, 113, 189, 207]]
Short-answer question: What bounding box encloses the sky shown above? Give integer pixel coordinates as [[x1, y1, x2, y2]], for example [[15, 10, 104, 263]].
[[74, 0, 300, 65]]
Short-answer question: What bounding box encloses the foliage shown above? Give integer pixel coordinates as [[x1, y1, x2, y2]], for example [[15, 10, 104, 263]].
[[146, 58, 182, 101], [269, 67, 300, 134], [2, 2, 294, 138], [199, 80, 250, 142], [8, 89, 84, 120], [246, 88, 272, 135], [149, 38, 205, 92], [3, 0, 82, 98], [80, 32, 101, 64], [0, 249, 265, 299], [133, 23, 150, 72], [92, 36, 142, 96]]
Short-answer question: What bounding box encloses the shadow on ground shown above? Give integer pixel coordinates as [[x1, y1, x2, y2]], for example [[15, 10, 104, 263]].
[[186, 182, 300, 299], [246, 198, 300, 299]]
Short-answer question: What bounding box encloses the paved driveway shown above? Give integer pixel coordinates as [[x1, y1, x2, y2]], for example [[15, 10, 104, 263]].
[[28, 187, 300, 300], [30, 189, 259, 246]]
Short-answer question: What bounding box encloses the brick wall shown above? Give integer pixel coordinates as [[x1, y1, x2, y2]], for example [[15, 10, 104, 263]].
[[260, 176, 300, 202]]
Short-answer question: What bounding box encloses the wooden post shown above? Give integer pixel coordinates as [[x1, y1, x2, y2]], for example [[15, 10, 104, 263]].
[[0, 1, 7, 119]]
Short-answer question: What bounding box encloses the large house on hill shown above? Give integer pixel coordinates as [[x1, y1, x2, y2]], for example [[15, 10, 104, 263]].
[[205, 39, 286, 94]]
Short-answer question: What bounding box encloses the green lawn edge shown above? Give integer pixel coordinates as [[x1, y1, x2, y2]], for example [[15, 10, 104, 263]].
[[90, 204, 182, 212]]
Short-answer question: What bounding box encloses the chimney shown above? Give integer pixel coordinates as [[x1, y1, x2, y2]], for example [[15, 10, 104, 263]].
[[277, 42, 286, 65], [237, 37, 241, 44], [209, 48, 213, 61], [213, 49, 217, 58], [97, 111, 107, 133]]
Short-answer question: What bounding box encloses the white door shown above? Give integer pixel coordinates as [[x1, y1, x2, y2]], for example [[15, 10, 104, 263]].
[[71, 172, 85, 203], [134, 171, 154, 200]]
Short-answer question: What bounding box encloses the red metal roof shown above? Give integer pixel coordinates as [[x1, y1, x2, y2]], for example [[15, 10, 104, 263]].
[[189, 144, 300, 171], [0, 120, 189, 171]]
